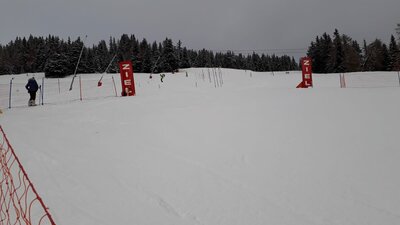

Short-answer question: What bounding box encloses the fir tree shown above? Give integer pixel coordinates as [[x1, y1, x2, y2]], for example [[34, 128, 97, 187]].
[[93, 40, 110, 73], [331, 29, 345, 73], [44, 52, 69, 78], [364, 39, 387, 71], [67, 37, 84, 75], [118, 34, 132, 61], [108, 37, 118, 73], [161, 38, 178, 73], [180, 47, 191, 68], [342, 35, 361, 72], [388, 35, 400, 71]]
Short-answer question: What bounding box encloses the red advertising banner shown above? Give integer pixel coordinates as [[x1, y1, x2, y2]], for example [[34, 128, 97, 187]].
[[119, 61, 136, 96], [296, 57, 313, 88]]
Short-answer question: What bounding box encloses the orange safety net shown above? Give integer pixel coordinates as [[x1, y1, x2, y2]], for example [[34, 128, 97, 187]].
[[0, 126, 56, 225]]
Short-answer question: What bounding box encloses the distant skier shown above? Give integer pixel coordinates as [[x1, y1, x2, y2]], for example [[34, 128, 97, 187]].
[[25, 77, 39, 106], [160, 74, 165, 83]]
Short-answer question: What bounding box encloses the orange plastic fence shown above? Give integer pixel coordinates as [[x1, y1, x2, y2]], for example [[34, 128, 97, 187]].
[[0, 126, 56, 225]]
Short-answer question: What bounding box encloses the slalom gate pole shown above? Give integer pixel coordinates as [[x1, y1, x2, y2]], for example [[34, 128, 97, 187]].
[[149, 55, 161, 79], [9, 78, 13, 109], [212, 69, 217, 88], [69, 76, 76, 91], [219, 67, 223, 86], [215, 68, 220, 87], [212, 68, 217, 87], [397, 71, 400, 87], [217, 68, 221, 87], [98, 74, 104, 87], [340, 74, 346, 88], [42, 77, 44, 105], [343, 74, 346, 88], [79, 75, 82, 101], [98, 54, 118, 87], [112, 76, 118, 97], [58, 78, 60, 94], [0, 126, 57, 225], [69, 35, 87, 91], [39, 86, 42, 105], [104, 54, 117, 73]]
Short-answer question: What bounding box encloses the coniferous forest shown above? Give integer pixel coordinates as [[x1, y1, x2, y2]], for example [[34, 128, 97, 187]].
[[307, 27, 400, 73], [0, 34, 298, 77], [1, 26, 399, 77]]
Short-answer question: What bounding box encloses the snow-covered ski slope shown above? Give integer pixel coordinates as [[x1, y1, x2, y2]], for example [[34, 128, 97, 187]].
[[1, 69, 400, 225]]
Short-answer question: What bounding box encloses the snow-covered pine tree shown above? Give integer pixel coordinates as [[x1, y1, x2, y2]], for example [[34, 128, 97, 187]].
[[93, 40, 110, 73], [180, 47, 191, 69], [389, 35, 400, 71], [44, 53, 69, 78], [161, 38, 178, 73]]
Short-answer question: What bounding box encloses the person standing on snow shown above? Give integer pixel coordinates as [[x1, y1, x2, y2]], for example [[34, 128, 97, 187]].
[[25, 77, 39, 106]]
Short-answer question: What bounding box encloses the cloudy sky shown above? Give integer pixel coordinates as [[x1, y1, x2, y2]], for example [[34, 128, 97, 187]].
[[1, 0, 399, 57]]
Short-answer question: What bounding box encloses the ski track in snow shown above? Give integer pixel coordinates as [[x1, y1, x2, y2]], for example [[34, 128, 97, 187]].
[[145, 146, 318, 225], [118, 178, 205, 225]]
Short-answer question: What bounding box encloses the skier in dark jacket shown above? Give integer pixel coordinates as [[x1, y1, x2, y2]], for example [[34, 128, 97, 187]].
[[25, 77, 39, 106]]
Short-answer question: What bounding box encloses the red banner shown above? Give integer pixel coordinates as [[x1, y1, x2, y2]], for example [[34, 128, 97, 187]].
[[119, 61, 136, 96], [302, 57, 313, 87], [297, 57, 313, 88]]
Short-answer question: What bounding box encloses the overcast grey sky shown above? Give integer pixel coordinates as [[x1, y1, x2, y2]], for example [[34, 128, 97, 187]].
[[1, 0, 399, 57]]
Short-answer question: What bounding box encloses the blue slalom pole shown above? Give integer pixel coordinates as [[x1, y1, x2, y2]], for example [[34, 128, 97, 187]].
[[41, 77, 44, 105], [9, 78, 14, 109]]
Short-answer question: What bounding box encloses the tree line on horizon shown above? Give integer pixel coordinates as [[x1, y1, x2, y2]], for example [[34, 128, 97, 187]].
[[1, 26, 399, 77], [307, 27, 400, 73], [0, 34, 298, 77]]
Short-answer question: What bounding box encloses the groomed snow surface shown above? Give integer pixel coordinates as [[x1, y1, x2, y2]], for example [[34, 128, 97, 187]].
[[1, 69, 400, 225]]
